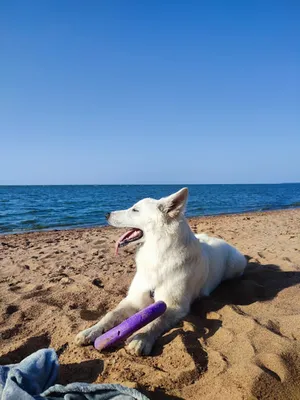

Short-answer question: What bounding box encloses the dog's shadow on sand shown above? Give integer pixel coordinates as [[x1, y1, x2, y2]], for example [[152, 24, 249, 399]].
[[151, 257, 300, 378]]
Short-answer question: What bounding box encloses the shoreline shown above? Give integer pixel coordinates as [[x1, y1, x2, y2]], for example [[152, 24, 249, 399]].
[[1, 206, 299, 237]]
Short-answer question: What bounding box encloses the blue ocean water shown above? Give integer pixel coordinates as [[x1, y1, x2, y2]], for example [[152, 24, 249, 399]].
[[0, 184, 300, 235]]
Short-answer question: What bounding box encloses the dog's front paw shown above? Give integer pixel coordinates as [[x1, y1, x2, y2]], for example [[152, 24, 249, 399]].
[[126, 333, 154, 356], [75, 326, 104, 346]]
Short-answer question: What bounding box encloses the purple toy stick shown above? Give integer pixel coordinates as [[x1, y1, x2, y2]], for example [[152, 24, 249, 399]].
[[94, 301, 167, 351]]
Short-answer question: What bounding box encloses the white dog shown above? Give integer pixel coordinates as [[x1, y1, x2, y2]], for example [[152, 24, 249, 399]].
[[75, 188, 246, 355]]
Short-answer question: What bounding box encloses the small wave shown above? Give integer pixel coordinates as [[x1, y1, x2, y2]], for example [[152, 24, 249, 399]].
[[189, 206, 204, 212], [5, 209, 55, 217], [0, 225, 18, 234], [20, 219, 38, 225], [31, 224, 48, 230], [61, 215, 77, 221], [261, 202, 300, 211], [289, 201, 300, 207], [29, 208, 55, 215], [261, 205, 274, 211]]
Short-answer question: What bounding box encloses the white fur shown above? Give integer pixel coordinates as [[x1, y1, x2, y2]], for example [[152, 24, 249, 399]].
[[75, 188, 246, 355]]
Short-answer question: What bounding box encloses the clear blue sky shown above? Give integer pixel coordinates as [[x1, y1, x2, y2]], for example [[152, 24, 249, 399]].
[[0, 1, 299, 185]]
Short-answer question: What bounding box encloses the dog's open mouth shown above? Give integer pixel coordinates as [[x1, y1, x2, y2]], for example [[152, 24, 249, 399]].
[[115, 228, 143, 255]]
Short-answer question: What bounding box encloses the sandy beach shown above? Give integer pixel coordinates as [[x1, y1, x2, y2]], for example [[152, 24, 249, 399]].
[[1, 209, 300, 399]]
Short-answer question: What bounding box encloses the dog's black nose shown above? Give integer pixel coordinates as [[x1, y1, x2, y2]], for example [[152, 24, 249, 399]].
[[105, 212, 111, 220]]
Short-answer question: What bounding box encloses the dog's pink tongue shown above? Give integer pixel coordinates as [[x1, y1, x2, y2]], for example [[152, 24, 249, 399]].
[[115, 229, 135, 255]]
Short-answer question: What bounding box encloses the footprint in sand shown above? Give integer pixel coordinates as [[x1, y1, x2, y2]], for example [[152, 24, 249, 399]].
[[257, 251, 265, 258], [0, 333, 51, 364], [256, 353, 287, 382], [20, 284, 52, 300], [205, 349, 229, 378], [79, 309, 104, 321], [22, 289, 51, 299], [92, 239, 107, 248], [41, 253, 55, 260], [0, 324, 22, 340], [5, 305, 19, 316], [8, 283, 22, 292]]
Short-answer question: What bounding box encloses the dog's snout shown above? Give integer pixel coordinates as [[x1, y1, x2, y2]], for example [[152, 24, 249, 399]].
[[105, 212, 111, 220]]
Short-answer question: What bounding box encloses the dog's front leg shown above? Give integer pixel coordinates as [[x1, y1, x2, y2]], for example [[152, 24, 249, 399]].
[[126, 292, 190, 356], [75, 298, 138, 345], [75, 275, 152, 346]]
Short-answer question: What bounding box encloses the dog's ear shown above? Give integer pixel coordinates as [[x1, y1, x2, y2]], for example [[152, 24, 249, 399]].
[[158, 187, 189, 218]]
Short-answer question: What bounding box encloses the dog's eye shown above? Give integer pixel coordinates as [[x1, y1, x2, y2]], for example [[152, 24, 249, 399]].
[[132, 208, 139, 212]]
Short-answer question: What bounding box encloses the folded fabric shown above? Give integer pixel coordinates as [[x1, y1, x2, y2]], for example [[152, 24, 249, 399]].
[[43, 382, 148, 399], [0, 348, 148, 400]]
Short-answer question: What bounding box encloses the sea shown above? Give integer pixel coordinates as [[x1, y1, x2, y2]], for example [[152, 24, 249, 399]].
[[1, 184, 300, 235]]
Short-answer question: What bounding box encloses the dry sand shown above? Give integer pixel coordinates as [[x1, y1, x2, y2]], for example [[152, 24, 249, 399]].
[[1, 209, 300, 399]]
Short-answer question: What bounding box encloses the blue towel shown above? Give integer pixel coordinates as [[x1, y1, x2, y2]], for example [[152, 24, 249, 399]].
[[0, 348, 148, 400]]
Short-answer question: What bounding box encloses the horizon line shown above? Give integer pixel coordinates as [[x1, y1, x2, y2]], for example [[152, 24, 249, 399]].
[[0, 182, 299, 187]]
